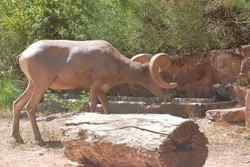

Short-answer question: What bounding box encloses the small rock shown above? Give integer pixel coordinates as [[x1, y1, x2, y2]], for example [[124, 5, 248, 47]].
[[213, 83, 234, 101], [39, 152, 45, 156], [36, 149, 47, 156], [206, 107, 246, 123], [37, 115, 58, 122]]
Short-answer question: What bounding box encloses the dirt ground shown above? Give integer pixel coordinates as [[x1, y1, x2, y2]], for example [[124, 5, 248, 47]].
[[198, 119, 250, 167], [0, 112, 250, 167]]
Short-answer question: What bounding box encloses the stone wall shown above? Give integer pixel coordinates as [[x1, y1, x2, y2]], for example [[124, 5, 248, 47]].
[[111, 48, 244, 99]]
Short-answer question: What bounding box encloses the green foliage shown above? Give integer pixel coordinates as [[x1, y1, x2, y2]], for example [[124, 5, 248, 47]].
[[206, 0, 250, 49], [1, 0, 250, 111], [0, 79, 22, 110], [1, 0, 249, 62], [165, 1, 213, 52], [223, 0, 250, 10], [0, 0, 213, 60], [41, 91, 89, 114]]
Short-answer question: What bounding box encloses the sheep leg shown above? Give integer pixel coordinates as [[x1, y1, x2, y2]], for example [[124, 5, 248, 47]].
[[98, 92, 108, 113], [89, 86, 98, 112], [26, 86, 47, 145], [11, 81, 33, 143]]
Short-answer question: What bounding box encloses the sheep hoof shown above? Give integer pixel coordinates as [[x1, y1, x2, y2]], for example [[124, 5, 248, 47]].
[[12, 134, 24, 144]]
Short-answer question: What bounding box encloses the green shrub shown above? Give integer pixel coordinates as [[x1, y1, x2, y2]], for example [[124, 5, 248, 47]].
[[41, 91, 89, 114], [164, 0, 213, 53], [1, 0, 250, 113], [0, 0, 216, 60], [206, 0, 250, 49], [0, 79, 22, 110], [223, 0, 250, 10]]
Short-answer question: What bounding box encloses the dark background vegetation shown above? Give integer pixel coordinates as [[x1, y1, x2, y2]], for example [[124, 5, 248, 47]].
[[1, 0, 250, 110]]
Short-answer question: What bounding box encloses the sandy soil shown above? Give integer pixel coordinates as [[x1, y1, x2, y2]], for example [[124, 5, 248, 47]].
[[198, 119, 250, 167], [0, 113, 250, 167], [0, 114, 69, 167]]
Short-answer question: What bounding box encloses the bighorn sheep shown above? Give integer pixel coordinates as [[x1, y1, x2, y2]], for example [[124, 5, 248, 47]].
[[236, 45, 250, 58], [236, 45, 250, 77], [12, 40, 177, 144], [240, 57, 250, 77]]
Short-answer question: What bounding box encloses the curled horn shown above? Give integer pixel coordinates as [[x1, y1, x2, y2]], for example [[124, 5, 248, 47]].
[[131, 53, 152, 64], [149, 53, 177, 89]]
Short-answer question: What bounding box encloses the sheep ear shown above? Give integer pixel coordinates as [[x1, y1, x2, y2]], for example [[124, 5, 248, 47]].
[[131, 53, 152, 64]]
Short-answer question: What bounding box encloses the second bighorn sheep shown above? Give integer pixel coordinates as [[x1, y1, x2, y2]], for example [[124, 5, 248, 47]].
[[12, 40, 177, 144]]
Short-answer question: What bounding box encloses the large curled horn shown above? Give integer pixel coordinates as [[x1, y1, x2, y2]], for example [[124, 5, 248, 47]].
[[149, 53, 177, 89], [131, 53, 152, 64]]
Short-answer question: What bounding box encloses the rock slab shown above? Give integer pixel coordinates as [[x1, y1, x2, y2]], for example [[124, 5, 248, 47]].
[[95, 99, 237, 119], [62, 113, 208, 167], [206, 107, 245, 123]]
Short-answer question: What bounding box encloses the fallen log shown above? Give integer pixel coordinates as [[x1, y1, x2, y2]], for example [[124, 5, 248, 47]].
[[63, 113, 208, 167]]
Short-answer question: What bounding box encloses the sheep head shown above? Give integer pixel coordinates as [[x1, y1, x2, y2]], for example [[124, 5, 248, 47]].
[[131, 53, 177, 96]]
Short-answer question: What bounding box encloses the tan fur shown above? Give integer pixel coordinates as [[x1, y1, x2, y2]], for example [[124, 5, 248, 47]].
[[12, 40, 175, 144]]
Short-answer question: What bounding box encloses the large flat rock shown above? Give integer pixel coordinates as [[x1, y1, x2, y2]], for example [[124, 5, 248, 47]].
[[64, 113, 189, 150], [62, 113, 208, 167]]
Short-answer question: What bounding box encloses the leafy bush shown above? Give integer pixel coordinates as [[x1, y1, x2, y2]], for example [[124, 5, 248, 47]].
[[2, 0, 249, 66], [0, 79, 22, 110], [164, 0, 213, 53], [206, 0, 250, 48], [41, 91, 89, 114], [223, 0, 250, 9], [1, 0, 250, 111], [0, 0, 214, 62]]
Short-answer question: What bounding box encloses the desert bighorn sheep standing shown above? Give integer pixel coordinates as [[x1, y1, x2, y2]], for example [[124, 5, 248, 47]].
[[12, 40, 177, 144], [240, 57, 250, 77]]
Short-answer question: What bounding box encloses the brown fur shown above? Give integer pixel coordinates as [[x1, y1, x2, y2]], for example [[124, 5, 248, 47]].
[[12, 40, 175, 144], [240, 57, 250, 76]]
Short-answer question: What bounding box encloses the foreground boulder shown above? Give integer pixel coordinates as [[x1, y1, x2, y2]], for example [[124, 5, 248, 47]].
[[206, 107, 245, 123], [62, 113, 208, 167]]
